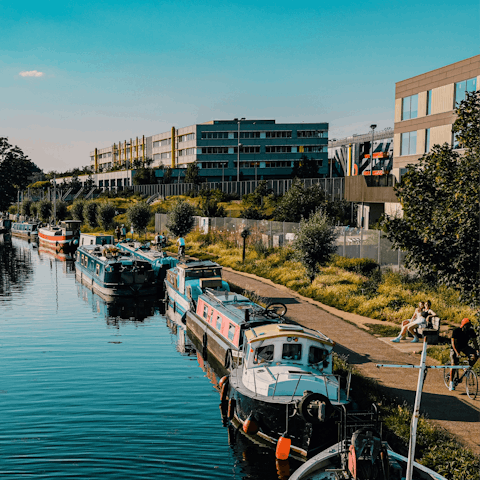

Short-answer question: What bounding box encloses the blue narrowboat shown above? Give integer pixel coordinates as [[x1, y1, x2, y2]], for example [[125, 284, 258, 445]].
[[11, 221, 39, 239], [117, 241, 178, 286], [164, 259, 230, 320], [75, 242, 156, 299]]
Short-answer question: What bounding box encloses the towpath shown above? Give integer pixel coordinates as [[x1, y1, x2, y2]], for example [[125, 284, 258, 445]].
[[222, 267, 480, 455]]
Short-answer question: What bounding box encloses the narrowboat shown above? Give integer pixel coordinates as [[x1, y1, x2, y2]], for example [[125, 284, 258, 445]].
[[75, 243, 156, 299], [289, 406, 447, 480], [117, 241, 178, 286], [11, 221, 39, 239], [38, 220, 81, 256], [164, 259, 230, 320], [78, 233, 115, 247], [221, 323, 350, 459], [185, 289, 290, 369], [0, 218, 12, 234]]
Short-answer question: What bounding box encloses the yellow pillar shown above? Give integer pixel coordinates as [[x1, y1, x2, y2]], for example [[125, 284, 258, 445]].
[[135, 137, 139, 162], [171, 127, 176, 168], [142, 135, 145, 162], [348, 144, 352, 176], [94, 148, 98, 172]]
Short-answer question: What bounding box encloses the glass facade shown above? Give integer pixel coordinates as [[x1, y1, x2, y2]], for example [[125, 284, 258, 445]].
[[402, 94, 418, 120], [455, 77, 477, 106], [400, 131, 417, 156], [426, 90, 432, 115], [425, 129, 430, 153]]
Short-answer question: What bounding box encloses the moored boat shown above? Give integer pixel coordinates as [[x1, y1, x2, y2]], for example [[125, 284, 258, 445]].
[[186, 289, 289, 369], [75, 241, 156, 299], [164, 259, 230, 321], [222, 323, 350, 459], [117, 241, 178, 286], [289, 406, 447, 480], [38, 220, 81, 256], [11, 221, 39, 239]]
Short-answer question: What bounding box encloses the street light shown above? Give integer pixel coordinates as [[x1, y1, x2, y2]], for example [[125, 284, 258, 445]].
[[370, 124, 377, 174], [221, 162, 225, 183], [255, 161, 258, 183], [236, 118, 245, 182]]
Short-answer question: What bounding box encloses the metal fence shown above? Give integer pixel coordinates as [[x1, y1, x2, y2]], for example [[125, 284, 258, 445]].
[[135, 177, 344, 201], [155, 213, 406, 267]]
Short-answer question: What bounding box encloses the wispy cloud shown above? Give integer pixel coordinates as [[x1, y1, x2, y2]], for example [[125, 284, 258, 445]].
[[19, 70, 44, 77]]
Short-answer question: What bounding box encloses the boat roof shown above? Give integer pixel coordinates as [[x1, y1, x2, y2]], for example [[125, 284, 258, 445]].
[[199, 290, 258, 324], [244, 323, 334, 347], [78, 244, 148, 263], [177, 259, 222, 271]]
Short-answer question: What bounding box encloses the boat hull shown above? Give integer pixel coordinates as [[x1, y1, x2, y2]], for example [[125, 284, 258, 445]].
[[226, 368, 339, 458], [38, 232, 77, 255]]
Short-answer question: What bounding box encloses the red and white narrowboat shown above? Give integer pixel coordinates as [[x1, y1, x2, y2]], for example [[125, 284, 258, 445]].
[[38, 220, 81, 257]]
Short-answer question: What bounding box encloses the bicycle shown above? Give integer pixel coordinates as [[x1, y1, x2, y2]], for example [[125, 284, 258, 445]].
[[443, 359, 478, 400]]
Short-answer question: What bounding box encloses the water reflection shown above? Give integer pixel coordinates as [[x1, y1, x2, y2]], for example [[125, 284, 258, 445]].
[[0, 237, 34, 299], [76, 282, 165, 326]]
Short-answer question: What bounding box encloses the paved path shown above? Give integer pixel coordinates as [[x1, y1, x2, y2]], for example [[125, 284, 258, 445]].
[[223, 267, 480, 455]]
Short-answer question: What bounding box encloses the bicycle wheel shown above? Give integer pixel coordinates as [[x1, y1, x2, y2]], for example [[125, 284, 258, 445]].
[[443, 363, 452, 388], [466, 370, 478, 400]]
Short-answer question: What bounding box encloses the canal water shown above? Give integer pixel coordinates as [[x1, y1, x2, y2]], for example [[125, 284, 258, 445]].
[[0, 237, 301, 479]]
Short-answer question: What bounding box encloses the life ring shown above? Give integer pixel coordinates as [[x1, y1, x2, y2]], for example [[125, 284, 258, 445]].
[[298, 392, 332, 424], [353, 163, 358, 176]]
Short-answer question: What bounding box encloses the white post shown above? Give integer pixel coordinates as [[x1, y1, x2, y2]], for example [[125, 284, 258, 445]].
[[406, 339, 428, 480]]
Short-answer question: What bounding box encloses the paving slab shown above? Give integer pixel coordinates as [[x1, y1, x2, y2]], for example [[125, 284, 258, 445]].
[[223, 267, 480, 455]]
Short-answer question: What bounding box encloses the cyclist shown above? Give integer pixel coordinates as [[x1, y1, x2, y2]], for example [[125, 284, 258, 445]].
[[176, 236, 185, 258], [449, 318, 479, 391]]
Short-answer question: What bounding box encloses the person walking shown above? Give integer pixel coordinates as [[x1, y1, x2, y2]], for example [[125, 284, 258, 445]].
[[176, 236, 185, 258], [115, 225, 121, 242], [121, 224, 127, 240]]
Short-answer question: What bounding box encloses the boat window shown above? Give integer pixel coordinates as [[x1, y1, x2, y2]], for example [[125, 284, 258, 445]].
[[228, 324, 236, 341], [216, 316, 222, 330], [308, 346, 328, 365], [254, 345, 274, 364], [282, 344, 302, 361], [95, 264, 100, 276], [203, 305, 208, 319], [209, 309, 214, 324]]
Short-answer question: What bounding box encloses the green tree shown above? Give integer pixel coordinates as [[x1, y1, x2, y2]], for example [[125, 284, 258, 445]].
[[292, 209, 337, 281], [38, 199, 52, 222], [97, 203, 116, 230], [126, 202, 151, 235], [0, 138, 41, 211], [30, 202, 38, 219], [21, 199, 33, 217], [274, 179, 327, 222], [166, 199, 195, 237], [162, 167, 173, 184], [184, 162, 202, 185], [291, 155, 321, 178], [72, 200, 86, 223], [83, 201, 99, 228], [55, 201, 68, 221], [133, 168, 157, 185], [383, 92, 480, 305]]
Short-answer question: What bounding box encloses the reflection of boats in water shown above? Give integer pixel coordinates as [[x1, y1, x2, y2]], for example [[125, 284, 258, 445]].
[[38, 220, 81, 256], [165, 312, 196, 355], [76, 241, 156, 299], [0, 218, 12, 234], [38, 245, 74, 261], [0, 232, 12, 244], [76, 282, 163, 324]]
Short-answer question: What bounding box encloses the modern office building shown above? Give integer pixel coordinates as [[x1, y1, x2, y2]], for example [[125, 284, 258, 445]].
[[89, 119, 329, 181], [393, 55, 479, 170]]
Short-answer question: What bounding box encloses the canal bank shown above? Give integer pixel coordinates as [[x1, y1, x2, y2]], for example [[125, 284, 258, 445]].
[[222, 267, 480, 455]]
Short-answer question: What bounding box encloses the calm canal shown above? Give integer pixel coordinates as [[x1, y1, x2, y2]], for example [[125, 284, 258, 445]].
[[0, 236, 301, 479]]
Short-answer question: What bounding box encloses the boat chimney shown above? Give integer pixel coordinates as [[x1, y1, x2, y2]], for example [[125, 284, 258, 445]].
[[245, 309, 250, 323]]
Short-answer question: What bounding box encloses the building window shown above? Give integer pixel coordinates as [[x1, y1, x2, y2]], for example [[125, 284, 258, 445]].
[[266, 145, 292, 153], [426, 90, 432, 115], [160, 152, 171, 159], [452, 131, 460, 149], [400, 131, 417, 156], [265, 131, 292, 138], [300, 146, 327, 153], [402, 94, 418, 120], [454, 77, 477, 106], [425, 129, 430, 153], [297, 130, 327, 138]]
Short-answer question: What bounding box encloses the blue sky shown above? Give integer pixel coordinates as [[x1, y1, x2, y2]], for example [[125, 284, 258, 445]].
[[2, 0, 478, 172]]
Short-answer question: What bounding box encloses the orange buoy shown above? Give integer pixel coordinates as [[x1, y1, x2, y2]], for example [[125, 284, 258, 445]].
[[220, 378, 229, 403], [275, 434, 291, 460], [275, 459, 290, 479], [227, 397, 236, 419], [242, 413, 259, 434], [219, 376, 228, 388]]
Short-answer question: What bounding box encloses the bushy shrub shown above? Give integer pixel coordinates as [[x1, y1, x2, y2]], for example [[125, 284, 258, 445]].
[[166, 199, 195, 237], [72, 200, 86, 222], [83, 201, 99, 228], [97, 203, 116, 230], [126, 202, 151, 234], [38, 199, 52, 222], [55, 201, 68, 221], [21, 199, 33, 217], [330, 255, 379, 277], [30, 202, 38, 218]]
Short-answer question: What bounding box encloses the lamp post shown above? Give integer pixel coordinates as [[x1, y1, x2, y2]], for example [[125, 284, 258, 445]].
[[370, 124, 377, 174], [221, 162, 225, 183], [255, 161, 258, 183], [236, 118, 245, 182]]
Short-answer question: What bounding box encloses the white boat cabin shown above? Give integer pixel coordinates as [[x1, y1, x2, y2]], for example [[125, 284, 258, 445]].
[[167, 261, 223, 296], [241, 324, 343, 402], [79, 233, 115, 247]]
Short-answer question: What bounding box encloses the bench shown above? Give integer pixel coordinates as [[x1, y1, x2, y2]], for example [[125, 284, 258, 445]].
[[416, 316, 441, 345]]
